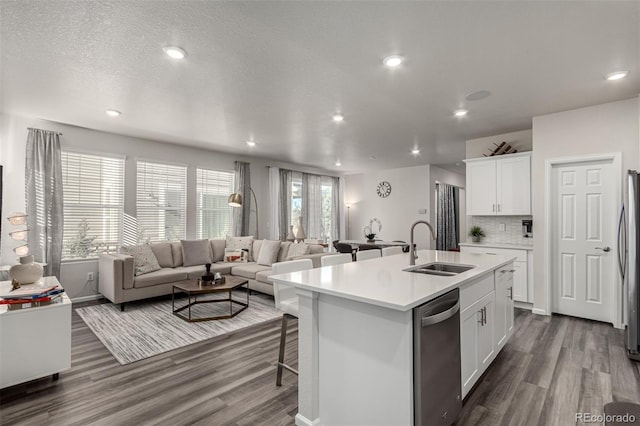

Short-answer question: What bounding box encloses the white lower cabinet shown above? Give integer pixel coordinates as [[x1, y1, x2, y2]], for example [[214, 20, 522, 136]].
[[460, 263, 514, 399]]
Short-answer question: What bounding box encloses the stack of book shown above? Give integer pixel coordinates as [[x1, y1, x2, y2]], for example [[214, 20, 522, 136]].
[[0, 284, 65, 306]]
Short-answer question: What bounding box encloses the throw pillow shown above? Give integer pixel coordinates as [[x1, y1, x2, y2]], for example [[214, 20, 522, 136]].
[[287, 241, 309, 259], [149, 242, 173, 268], [226, 235, 254, 261], [224, 248, 248, 263], [120, 244, 161, 276], [256, 240, 281, 266], [210, 239, 226, 262], [181, 239, 213, 267], [170, 242, 183, 267]]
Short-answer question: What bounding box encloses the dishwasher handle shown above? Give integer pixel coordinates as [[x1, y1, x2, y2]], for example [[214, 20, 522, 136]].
[[421, 300, 460, 327]]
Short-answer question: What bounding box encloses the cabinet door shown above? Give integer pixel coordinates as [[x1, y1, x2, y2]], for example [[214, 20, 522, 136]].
[[494, 270, 508, 350], [496, 155, 531, 215], [478, 292, 495, 372], [466, 160, 497, 215], [512, 261, 527, 302], [460, 304, 481, 398]]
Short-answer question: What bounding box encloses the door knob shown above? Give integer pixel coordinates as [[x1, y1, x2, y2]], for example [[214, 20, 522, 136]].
[[595, 246, 611, 252]]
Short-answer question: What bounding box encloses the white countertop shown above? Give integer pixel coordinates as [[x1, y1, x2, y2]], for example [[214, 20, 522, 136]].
[[269, 250, 514, 312], [459, 241, 534, 251]]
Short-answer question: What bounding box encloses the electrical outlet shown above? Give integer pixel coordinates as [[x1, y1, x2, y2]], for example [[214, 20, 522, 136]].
[[87, 272, 94, 281], [499, 223, 506, 231]]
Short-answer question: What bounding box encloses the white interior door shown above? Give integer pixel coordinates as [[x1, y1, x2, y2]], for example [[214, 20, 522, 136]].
[[551, 159, 616, 323]]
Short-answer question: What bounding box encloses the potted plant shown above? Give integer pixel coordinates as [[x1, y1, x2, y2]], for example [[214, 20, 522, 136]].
[[469, 226, 485, 243]]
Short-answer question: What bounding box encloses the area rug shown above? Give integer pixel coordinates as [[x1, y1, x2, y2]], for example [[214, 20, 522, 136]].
[[76, 292, 282, 365]]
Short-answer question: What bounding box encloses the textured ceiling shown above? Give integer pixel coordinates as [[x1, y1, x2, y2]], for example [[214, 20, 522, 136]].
[[1, 1, 638, 174]]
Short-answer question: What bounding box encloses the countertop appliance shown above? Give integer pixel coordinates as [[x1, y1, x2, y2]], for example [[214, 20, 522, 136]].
[[522, 219, 533, 238], [413, 288, 461, 425], [619, 170, 640, 361]]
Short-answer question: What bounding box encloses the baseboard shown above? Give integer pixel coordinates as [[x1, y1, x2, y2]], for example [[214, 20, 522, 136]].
[[71, 294, 105, 303], [514, 301, 533, 310], [295, 413, 321, 426], [531, 308, 548, 316]]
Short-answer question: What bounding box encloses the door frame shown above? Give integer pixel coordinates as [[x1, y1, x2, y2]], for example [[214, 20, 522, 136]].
[[544, 152, 622, 328]]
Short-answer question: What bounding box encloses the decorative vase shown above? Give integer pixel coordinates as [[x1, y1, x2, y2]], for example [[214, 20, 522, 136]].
[[295, 217, 306, 242], [367, 239, 375, 243], [286, 225, 296, 242], [472, 236, 481, 243], [9, 255, 44, 285]]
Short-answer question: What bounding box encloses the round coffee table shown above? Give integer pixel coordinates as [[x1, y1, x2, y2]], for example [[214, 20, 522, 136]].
[[171, 275, 249, 322]]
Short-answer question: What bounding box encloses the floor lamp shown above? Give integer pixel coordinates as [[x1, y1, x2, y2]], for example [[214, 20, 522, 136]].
[[228, 186, 259, 238]]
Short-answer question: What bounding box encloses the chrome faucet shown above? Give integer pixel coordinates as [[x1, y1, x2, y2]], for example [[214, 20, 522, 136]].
[[409, 220, 437, 265]]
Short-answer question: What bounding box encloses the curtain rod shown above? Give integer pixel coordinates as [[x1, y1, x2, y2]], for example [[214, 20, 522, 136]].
[[27, 127, 63, 135]]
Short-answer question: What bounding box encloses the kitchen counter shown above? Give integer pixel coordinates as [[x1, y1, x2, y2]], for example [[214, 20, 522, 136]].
[[270, 250, 515, 426], [271, 249, 513, 312], [459, 241, 534, 251]]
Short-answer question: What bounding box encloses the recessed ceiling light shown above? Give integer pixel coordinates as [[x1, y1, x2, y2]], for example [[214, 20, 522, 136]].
[[335, 160, 342, 167], [465, 90, 491, 101], [246, 140, 256, 147], [454, 109, 468, 117], [605, 70, 629, 81], [383, 54, 404, 67], [368, 156, 377, 160], [411, 148, 420, 155], [105, 109, 121, 117], [332, 113, 344, 122], [164, 46, 187, 59]]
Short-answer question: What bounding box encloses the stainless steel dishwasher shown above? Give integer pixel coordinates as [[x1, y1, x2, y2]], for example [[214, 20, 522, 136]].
[[413, 288, 461, 426]]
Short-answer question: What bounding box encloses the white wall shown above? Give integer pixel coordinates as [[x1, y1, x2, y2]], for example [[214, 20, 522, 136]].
[[0, 114, 337, 300], [466, 129, 532, 159], [344, 164, 465, 250], [532, 98, 639, 314]]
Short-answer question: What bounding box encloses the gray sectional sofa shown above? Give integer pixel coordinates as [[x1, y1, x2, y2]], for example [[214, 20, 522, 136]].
[[98, 239, 328, 309]]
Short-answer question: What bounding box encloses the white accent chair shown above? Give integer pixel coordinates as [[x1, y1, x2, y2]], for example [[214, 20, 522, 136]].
[[356, 249, 381, 261], [321, 253, 352, 267], [271, 258, 313, 386], [381, 246, 403, 257]]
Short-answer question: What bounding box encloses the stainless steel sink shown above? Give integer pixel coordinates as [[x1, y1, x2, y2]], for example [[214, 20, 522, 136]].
[[404, 262, 475, 277]]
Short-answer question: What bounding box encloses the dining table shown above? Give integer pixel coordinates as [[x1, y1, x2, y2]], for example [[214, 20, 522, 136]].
[[338, 240, 410, 250]]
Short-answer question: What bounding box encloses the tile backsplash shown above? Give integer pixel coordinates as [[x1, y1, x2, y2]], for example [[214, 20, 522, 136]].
[[469, 216, 533, 246]]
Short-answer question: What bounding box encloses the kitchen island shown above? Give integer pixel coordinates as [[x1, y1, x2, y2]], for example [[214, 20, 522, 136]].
[[270, 249, 516, 426]]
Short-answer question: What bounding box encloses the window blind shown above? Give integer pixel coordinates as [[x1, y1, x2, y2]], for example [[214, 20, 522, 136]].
[[197, 168, 234, 239], [136, 161, 187, 242], [61, 151, 124, 260]]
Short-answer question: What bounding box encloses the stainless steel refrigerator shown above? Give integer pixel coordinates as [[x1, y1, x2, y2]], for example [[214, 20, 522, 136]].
[[619, 170, 640, 361]]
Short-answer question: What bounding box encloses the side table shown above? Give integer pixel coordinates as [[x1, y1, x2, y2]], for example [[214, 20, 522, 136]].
[[0, 276, 71, 388]]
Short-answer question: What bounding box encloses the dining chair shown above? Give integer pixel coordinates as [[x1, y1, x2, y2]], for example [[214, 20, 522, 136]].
[[271, 258, 313, 386], [356, 249, 381, 261], [381, 246, 403, 256], [321, 253, 352, 267], [335, 242, 357, 260]]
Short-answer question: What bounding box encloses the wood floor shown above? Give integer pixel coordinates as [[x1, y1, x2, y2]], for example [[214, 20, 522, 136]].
[[1, 303, 639, 425]]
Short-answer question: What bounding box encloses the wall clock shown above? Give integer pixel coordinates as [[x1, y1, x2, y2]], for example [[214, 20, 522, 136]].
[[376, 181, 392, 198]]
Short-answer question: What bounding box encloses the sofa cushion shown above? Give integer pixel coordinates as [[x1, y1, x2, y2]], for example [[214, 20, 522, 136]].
[[231, 263, 271, 280], [308, 244, 324, 254], [181, 239, 213, 267], [171, 242, 183, 267], [133, 268, 188, 288], [257, 240, 281, 266], [210, 239, 226, 262], [287, 242, 309, 259], [226, 236, 254, 261], [149, 242, 173, 268], [278, 242, 292, 262], [121, 244, 161, 276], [255, 269, 273, 284]]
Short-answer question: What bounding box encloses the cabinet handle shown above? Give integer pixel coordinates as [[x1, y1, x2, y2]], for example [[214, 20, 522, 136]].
[[478, 309, 484, 325], [508, 287, 513, 300], [482, 307, 487, 325]]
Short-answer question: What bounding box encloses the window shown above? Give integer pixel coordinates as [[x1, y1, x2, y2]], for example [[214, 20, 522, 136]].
[[289, 173, 336, 243], [136, 161, 187, 242], [61, 151, 124, 260], [196, 168, 234, 239]]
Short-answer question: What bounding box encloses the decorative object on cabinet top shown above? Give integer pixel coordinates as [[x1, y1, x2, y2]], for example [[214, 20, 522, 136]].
[[484, 141, 518, 157]]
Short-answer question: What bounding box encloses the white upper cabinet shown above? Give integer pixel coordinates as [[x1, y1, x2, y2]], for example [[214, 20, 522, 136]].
[[465, 152, 531, 216]]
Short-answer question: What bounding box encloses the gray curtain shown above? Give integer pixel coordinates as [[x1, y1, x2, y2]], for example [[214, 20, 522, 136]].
[[25, 128, 63, 279], [331, 176, 341, 242], [232, 161, 251, 236], [279, 169, 292, 240], [436, 183, 458, 251]]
